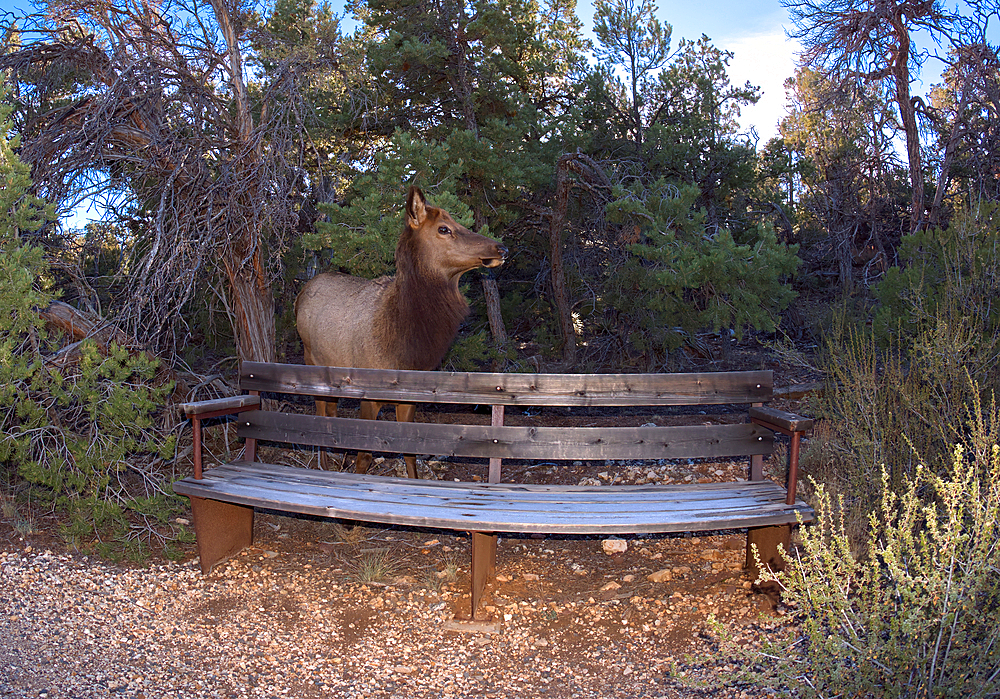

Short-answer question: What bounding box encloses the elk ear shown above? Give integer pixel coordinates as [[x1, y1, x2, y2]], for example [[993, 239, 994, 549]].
[[406, 186, 427, 228]]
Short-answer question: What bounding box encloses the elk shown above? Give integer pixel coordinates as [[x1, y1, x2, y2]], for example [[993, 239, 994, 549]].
[[295, 186, 508, 477]]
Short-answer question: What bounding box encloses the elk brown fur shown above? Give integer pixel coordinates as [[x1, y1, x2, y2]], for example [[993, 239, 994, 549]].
[[294, 186, 507, 476]]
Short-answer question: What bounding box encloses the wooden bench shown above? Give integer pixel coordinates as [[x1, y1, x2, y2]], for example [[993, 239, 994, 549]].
[[174, 362, 815, 619]]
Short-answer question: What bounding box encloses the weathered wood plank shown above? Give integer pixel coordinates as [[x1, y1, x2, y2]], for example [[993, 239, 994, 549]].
[[172, 462, 814, 534], [240, 362, 773, 407], [235, 410, 774, 461], [182, 395, 261, 417], [749, 406, 814, 434], [199, 463, 786, 512], [210, 460, 769, 498]]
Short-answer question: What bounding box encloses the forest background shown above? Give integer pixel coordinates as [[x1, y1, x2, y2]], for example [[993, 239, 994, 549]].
[[1, 0, 1000, 694]]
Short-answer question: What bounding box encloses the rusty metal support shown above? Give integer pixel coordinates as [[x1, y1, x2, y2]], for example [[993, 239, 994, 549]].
[[192, 416, 204, 480], [786, 431, 802, 505], [750, 414, 809, 505], [189, 496, 254, 574], [745, 524, 791, 580], [395, 402, 418, 478], [488, 405, 504, 484], [470, 531, 497, 620], [244, 391, 260, 462]]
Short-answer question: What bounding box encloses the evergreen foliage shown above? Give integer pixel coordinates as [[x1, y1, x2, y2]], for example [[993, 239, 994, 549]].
[[806, 208, 1000, 525], [306, 131, 484, 277], [604, 180, 799, 362], [1, 85, 181, 559], [874, 204, 1000, 351]]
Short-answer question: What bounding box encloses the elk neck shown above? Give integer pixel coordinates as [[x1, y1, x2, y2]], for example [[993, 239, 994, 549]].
[[376, 235, 470, 371]]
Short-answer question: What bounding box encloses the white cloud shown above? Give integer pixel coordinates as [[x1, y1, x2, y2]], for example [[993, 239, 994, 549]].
[[721, 32, 801, 146]]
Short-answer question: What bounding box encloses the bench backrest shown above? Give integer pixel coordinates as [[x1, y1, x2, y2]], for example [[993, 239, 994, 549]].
[[233, 362, 776, 464], [240, 362, 773, 407]]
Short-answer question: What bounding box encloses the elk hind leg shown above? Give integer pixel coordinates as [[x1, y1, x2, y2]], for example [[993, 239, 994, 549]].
[[395, 402, 417, 479], [316, 398, 340, 469], [354, 400, 382, 474]]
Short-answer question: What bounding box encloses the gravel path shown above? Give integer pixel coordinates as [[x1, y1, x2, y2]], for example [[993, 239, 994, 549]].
[[0, 532, 775, 699]]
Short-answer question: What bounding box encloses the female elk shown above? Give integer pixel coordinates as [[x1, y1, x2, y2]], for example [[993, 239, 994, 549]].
[[295, 186, 507, 477]]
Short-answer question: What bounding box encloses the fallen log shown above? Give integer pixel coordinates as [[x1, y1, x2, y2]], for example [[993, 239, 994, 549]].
[[39, 300, 136, 350], [774, 382, 825, 400], [38, 300, 189, 400]]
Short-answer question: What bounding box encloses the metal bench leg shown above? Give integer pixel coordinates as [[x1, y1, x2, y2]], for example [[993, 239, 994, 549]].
[[189, 496, 254, 574], [746, 524, 790, 580], [470, 532, 497, 620]]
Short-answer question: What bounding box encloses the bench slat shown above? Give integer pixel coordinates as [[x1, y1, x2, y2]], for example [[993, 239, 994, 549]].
[[173, 462, 814, 535], [236, 410, 774, 461], [240, 362, 773, 407], [205, 460, 776, 508], [205, 460, 764, 498]]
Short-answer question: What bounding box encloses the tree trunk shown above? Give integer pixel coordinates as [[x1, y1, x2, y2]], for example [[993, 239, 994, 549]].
[[889, 13, 923, 233], [550, 157, 577, 366], [224, 255, 276, 365], [928, 85, 971, 228], [211, 0, 274, 363], [481, 274, 507, 347]]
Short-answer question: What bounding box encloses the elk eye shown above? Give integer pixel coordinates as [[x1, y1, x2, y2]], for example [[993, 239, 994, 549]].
[[438, 225, 452, 236]]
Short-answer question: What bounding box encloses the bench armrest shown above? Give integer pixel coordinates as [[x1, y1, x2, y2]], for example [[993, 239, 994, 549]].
[[182, 395, 261, 418], [183, 395, 261, 479], [749, 406, 813, 507], [749, 406, 813, 435]]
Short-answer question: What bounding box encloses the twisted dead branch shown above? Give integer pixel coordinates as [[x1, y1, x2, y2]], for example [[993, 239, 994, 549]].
[[2, 0, 343, 363]]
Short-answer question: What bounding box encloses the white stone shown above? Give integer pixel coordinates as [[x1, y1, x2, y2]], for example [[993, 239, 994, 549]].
[[602, 539, 627, 555]]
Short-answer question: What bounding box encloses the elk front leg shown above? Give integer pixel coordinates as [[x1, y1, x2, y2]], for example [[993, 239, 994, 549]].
[[354, 400, 382, 474], [395, 402, 418, 479]]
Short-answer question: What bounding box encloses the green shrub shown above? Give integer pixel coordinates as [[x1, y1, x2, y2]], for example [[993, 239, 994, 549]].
[[0, 297, 182, 556], [874, 204, 1000, 352], [732, 398, 1000, 698], [1, 84, 182, 558], [604, 179, 800, 364], [811, 208, 1000, 524]]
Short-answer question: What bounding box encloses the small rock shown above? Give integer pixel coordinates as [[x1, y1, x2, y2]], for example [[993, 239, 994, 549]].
[[622, 574, 635, 583], [602, 539, 628, 555], [600, 581, 621, 592], [442, 620, 499, 635], [647, 569, 672, 583], [523, 573, 540, 581]]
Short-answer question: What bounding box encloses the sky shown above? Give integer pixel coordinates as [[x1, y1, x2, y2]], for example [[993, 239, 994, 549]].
[[0, 0, 802, 145], [576, 0, 802, 144]]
